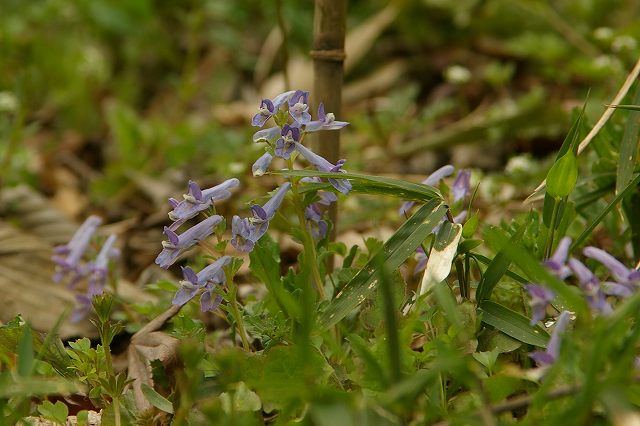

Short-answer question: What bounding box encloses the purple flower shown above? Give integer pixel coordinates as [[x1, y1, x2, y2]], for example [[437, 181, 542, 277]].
[[251, 91, 295, 127], [172, 256, 231, 311], [71, 294, 93, 323], [294, 142, 351, 194], [87, 234, 119, 296], [452, 169, 471, 203], [231, 216, 261, 253], [399, 165, 455, 215], [544, 236, 572, 279], [414, 246, 428, 275], [300, 177, 338, 205], [275, 124, 301, 159], [288, 90, 312, 125], [568, 258, 612, 314], [305, 203, 328, 239], [583, 246, 640, 286], [155, 215, 223, 269], [530, 310, 571, 367], [252, 152, 273, 177], [526, 284, 555, 325], [52, 215, 103, 286], [305, 103, 349, 132], [253, 126, 282, 144], [250, 182, 291, 238], [168, 179, 240, 229]]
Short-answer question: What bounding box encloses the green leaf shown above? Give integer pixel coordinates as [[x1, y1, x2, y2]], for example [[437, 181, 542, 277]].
[[617, 87, 640, 194], [546, 151, 578, 198], [480, 301, 549, 347], [457, 239, 483, 255], [476, 225, 526, 303], [17, 324, 33, 377], [219, 382, 261, 413], [572, 173, 640, 250], [272, 169, 443, 202], [470, 253, 528, 284], [37, 400, 69, 424], [141, 383, 174, 414], [320, 200, 448, 329]]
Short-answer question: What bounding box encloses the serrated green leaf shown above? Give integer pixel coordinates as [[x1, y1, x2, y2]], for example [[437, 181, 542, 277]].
[[141, 383, 174, 414], [320, 200, 448, 329], [480, 301, 549, 347]]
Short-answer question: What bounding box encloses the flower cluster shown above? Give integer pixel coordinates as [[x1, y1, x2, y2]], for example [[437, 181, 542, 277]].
[[526, 237, 640, 366], [52, 215, 119, 321], [157, 89, 351, 310]]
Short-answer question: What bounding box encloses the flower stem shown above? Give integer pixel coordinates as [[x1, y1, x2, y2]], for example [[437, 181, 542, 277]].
[[287, 159, 326, 299], [228, 279, 250, 351], [545, 197, 561, 259]]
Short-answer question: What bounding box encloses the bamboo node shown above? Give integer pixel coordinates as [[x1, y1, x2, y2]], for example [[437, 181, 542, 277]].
[[310, 49, 346, 62]]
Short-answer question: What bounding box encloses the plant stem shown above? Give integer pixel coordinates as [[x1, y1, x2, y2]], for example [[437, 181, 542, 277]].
[[447, 209, 468, 299], [287, 159, 326, 299], [545, 197, 561, 259], [228, 280, 250, 351], [113, 397, 122, 426]]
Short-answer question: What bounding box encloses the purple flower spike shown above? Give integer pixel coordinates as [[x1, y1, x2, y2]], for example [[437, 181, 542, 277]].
[[526, 284, 555, 325], [544, 237, 572, 279], [168, 179, 240, 228], [399, 165, 455, 215], [155, 215, 223, 269], [568, 258, 612, 314], [294, 143, 352, 194], [306, 103, 350, 132], [275, 124, 300, 159], [252, 152, 273, 177], [251, 91, 295, 128], [584, 246, 640, 286], [530, 310, 571, 367], [253, 126, 282, 144], [288, 90, 312, 125], [452, 169, 471, 203], [87, 234, 119, 296], [172, 256, 231, 309], [52, 215, 103, 285]]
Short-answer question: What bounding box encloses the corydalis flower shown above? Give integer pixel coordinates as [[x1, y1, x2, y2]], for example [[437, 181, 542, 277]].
[[526, 284, 555, 325], [275, 124, 300, 159], [452, 169, 471, 203], [530, 310, 571, 367], [584, 246, 640, 292], [172, 256, 231, 311], [168, 179, 239, 228], [253, 126, 281, 144], [288, 90, 312, 125], [568, 257, 612, 314], [250, 182, 291, 235], [252, 152, 273, 176], [53, 215, 103, 286], [414, 246, 428, 275], [294, 143, 351, 194], [306, 103, 349, 132], [87, 234, 119, 296], [156, 215, 223, 268], [305, 203, 328, 239], [399, 165, 454, 215], [231, 216, 259, 253], [251, 91, 295, 127], [544, 236, 572, 279], [300, 177, 338, 205]]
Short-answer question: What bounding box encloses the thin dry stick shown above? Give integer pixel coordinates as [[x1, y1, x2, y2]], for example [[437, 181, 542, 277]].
[[312, 0, 347, 252], [526, 56, 640, 202]]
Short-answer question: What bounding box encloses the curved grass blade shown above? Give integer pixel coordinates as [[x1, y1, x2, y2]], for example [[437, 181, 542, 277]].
[[272, 169, 443, 202], [470, 253, 528, 284], [480, 301, 549, 347], [320, 200, 448, 329], [616, 88, 640, 194], [572, 173, 640, 250]]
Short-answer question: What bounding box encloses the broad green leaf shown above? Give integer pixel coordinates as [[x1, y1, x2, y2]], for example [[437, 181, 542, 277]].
[[272, 169, 443, 202], [480, 301, 549, 347], [617, 87, 640, 194], [37, 400, 68, 424], [418, 221, 462, 296], [219, 382, 261, 413], [483, 226, 588, 317], [320, 200, 448, 329], [573, 173, 640, 250], [141, 383, 174, 413], [17, 325, 33, 377], [476, 225, 526, 303], [546, 151, 578, 198]]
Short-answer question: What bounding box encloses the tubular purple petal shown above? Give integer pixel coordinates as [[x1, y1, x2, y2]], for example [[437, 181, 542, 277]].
[[156, 215, 222, 268], [584, 246, 639, 285], [252, 152, 273, 176]]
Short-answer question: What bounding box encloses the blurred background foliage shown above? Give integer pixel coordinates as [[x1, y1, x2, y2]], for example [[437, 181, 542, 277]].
[[1, 0, 639, 217]]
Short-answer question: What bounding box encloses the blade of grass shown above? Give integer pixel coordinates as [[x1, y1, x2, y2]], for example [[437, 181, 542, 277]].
[[616, 87, 640, 194], [480, 301, 549, 347]]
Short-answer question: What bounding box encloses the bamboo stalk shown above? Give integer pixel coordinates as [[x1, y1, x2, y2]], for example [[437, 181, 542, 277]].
[[311, 0, 347, 251]]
